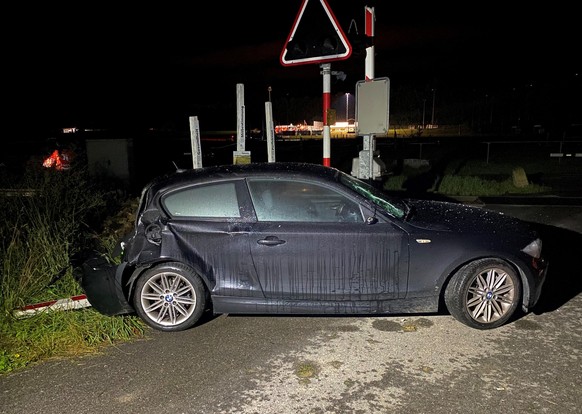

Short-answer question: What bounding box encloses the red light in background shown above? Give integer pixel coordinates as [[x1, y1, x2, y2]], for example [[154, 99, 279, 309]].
[[42, 149, 73, 171]]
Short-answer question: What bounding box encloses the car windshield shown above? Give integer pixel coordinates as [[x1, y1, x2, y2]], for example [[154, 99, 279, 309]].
[[339, 173, 407, 219]]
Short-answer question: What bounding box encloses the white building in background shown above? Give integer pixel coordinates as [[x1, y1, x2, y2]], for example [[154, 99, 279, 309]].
[[274, 121, 356, 139]]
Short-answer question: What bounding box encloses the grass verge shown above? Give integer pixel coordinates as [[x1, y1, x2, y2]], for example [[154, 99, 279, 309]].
[[0, 306, 146, 374], [0, 163, 147, 375], [384, 160, 553, 196]]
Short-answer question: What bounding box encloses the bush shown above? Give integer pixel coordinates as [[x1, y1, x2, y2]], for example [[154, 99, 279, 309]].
[[383, 160, 551, 196], [384, 175, 408, 191], [436, 175, 550, 196], [0, 163, 145, 374], [0, 164, 107, 312]]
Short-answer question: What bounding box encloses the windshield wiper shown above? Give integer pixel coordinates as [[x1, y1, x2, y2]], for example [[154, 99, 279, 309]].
[[403, 201, 414, 221]]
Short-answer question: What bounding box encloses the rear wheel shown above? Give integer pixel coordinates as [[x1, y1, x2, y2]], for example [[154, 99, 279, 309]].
[[444, 258, 521, 329], [133, 262, 206, 332]]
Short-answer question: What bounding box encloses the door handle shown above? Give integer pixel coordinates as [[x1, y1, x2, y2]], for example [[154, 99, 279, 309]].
[[257, 236, 286, 246]]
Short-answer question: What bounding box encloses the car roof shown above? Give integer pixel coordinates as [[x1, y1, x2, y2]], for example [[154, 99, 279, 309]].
[[143, 162, 343, 195]]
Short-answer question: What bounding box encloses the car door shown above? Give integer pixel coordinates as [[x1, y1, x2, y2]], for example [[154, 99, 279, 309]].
[[247, 178, 409, 301], [159, 179, 263, 298]]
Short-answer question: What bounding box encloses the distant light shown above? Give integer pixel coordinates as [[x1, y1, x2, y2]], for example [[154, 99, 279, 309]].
[[42, 149, 73, 171]]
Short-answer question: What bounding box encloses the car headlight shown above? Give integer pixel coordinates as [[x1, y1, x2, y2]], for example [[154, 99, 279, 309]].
[[522, 238, 542, 259]]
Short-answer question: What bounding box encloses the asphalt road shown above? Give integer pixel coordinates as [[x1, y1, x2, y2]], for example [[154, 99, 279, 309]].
[[1, 202, 581, 414]]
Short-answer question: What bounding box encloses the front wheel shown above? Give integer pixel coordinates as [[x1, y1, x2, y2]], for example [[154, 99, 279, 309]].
[[133, 262, 206, 332], [444, 258, 522, 330]]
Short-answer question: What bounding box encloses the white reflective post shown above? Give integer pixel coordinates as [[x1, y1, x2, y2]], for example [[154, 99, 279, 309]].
[[189, 116, 202, 169], [265, 101, 276, 162], [233, 83, 251, 164]]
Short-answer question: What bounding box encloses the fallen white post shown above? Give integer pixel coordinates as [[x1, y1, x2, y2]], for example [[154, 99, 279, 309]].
[[14, 294, 91, 318]]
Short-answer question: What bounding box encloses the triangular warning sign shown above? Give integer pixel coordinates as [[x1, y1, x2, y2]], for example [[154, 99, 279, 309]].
[[280, 0, 352, 67]]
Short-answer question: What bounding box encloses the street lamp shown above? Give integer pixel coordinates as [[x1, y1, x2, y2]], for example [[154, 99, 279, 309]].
[[431, 88, 436, 126], [345, 92, 350, 122]]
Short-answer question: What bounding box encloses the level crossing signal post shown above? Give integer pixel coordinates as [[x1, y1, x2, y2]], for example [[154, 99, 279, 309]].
[[280, 0, 352, 167]]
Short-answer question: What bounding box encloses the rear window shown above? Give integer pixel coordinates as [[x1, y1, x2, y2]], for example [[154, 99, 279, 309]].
[[163, 182, 240, 218]]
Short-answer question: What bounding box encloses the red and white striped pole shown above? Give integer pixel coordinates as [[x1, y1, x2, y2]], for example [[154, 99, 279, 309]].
[[365, 6, 375, 81], [321, 63, 332, 167], [361, 5, 376, 179]]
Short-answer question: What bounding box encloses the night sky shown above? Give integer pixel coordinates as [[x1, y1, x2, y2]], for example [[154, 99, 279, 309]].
[[6, 1, 579, 138]]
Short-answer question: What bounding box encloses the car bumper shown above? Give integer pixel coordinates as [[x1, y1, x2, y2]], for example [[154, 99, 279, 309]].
[[523, 257, 549, 313], [77, 256, 134, 316]]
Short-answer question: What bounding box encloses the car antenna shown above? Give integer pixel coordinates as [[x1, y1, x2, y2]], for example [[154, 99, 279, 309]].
[[171, 161, 185, 172]]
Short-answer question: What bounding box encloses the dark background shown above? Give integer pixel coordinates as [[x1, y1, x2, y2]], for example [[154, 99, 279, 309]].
[[5, 1, 580, 139]]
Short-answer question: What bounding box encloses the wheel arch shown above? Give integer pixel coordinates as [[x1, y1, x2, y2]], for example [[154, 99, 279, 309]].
[[130, 260, 210, 331], [506, 257, 535, 313], [125, 259, 213, 305], [437, 255, 525, 313]]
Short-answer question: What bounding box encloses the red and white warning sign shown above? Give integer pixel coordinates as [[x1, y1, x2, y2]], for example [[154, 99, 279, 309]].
[[280, 0, 352, 66]]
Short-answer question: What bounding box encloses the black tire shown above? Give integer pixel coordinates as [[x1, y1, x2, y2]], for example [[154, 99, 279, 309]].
[[133, 262, 206, 332], [444, 258, 522, 330]]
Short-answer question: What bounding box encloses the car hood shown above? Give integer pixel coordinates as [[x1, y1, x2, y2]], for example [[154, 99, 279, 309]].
[[404, 199, 533, 235]]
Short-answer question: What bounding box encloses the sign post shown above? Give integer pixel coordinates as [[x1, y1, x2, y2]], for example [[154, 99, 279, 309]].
[[351, 5, 388, 181], [321, 63, 332, 166], [281, 0, 352, 166], [361, 5, 375, 179]]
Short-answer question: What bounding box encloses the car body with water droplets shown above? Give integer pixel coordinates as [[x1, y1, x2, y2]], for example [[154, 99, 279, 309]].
[[78, 162, 548, 331]]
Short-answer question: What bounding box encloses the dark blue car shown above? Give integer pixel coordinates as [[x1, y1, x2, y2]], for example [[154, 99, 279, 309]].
[[79, 162, 548, 331]]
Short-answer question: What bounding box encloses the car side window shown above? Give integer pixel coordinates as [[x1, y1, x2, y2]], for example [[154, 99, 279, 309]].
[[163, 182, 241, 218], [248, 179, 363, 223]]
